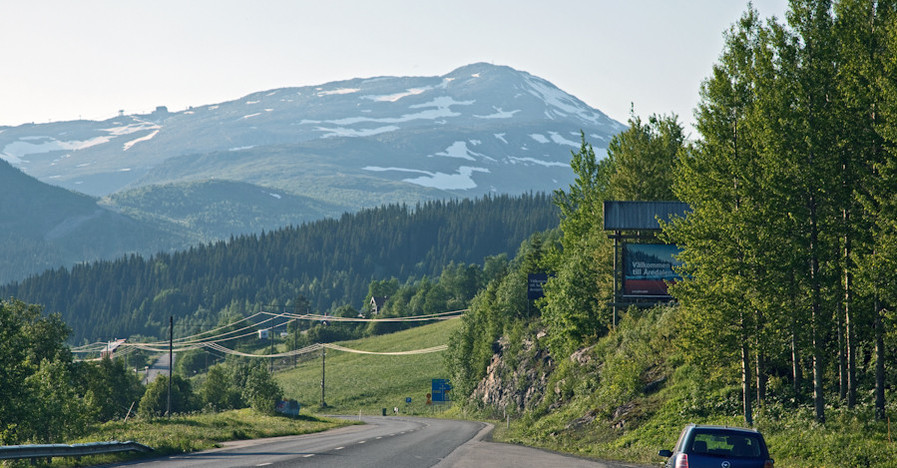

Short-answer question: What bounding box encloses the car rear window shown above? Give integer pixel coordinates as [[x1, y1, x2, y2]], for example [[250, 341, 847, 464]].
[[690, 430, 764, 458]]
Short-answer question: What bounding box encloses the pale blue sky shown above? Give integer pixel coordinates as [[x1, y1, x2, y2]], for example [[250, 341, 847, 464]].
[[1, 1, 786, 135]]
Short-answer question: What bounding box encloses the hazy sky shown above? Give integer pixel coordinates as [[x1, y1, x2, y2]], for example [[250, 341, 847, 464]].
[[1, 1, 787, 136]]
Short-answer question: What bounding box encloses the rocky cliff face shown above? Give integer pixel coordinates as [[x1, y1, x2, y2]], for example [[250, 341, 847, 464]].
[[471, 332, 555, 413]]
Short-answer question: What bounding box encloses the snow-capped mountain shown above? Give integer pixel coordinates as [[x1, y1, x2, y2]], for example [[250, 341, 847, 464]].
[[0, 63, 624, 201]]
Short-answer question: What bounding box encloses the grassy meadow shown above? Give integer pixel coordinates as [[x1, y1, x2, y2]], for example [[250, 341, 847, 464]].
[[276, 318, 461, 415]]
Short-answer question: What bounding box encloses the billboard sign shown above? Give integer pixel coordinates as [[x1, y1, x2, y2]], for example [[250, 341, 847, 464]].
[[275, 399, 300, 416], [527, 273, 553, 300], [623, 243, 682, 298]]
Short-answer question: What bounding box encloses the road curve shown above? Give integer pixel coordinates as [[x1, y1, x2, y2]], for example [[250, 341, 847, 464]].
[[104, 416, 650, 468]]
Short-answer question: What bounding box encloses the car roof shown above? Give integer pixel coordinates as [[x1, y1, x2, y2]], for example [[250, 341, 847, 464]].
[[686, 424, 761, 434]]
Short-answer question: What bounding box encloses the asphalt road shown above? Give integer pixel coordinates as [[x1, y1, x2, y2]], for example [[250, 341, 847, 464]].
[[106, 416, 651, 468], [142, 354, 174, 385]]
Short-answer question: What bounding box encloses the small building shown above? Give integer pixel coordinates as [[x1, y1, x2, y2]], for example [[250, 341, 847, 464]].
[[258, 329, 270, 340], [370, 296, 388, 315]]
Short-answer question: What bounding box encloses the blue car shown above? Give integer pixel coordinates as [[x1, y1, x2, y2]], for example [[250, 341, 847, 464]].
[[659, 424, 774, 468]]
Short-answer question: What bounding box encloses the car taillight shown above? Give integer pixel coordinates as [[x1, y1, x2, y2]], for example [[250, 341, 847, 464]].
[[676, 453, 689, 468], [764, 460, 774, 468]]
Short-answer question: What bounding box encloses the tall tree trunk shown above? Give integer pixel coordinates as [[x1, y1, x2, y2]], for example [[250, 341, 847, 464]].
[[741, 310, 753, 426], [845, 224, 856, 408], [755, 309, 766, 409], [837, 311, 846, 401], [810, 193, 826, 424], [843, 154, 856, 408], [875, 296, 886, 420], [791, 271, 803, 405]]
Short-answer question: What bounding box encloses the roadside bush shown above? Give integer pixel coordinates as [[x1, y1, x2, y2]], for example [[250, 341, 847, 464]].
[[139, 375, 196, 417], [242, 365, 283, 414], [199, 364, 242, 411]]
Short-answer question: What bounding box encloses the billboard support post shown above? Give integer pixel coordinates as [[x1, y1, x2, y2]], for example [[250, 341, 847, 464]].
[[612, 231, 619, 330]]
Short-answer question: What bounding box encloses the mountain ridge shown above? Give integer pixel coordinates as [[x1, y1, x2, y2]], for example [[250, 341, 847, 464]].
[[0, 63, 624, 197], [0, 63, 624, 284]]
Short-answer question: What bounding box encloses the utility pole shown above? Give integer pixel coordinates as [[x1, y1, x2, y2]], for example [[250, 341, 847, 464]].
[[269, 329, 275, 373], [321, 345, 327, 408], [167, 315, 173, 419]]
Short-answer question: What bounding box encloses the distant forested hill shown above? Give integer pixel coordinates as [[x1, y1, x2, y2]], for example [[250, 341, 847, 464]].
[[0, 159, 191, 284], [3, 193, 557, 343]]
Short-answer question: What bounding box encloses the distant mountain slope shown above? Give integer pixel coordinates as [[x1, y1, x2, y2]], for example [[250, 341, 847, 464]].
[[101, 179, 344, 240], [0, 63, 624, 200], [0, 159, 191, 284]]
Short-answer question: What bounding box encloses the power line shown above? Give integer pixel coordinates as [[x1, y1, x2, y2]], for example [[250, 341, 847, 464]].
[[70, 309, 465, 356]]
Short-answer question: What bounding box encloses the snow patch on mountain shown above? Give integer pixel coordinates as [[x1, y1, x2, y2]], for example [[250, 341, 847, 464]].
[[530, 134, 550, 144], [318, 125, 399, 138], [364, 87, 430, 102], [432, 141, 487, 161], [475, 107, 520, 119], [300, 96, 475, 128], [317, 88, 360, 97], [122, 130, 160, 151], [3, 136, 110, 161], [363, 165, 489, 190], [103, 120, 159, 136], [550, 131, 580, 147], [508, 156, 569, 168], [230, 145, 256, 152]]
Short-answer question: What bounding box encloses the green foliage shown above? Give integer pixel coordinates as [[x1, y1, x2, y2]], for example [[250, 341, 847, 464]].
[[552, 133, 612, 243], [138, 374, 196, 418], [239, 364, 284, 415], [176, 348, 211, 376], [198, 364, 242, 411], [606, 112, 684, 201], [659, 0, 897, 425], [23, 358, 87, 443], [0, 298, 82, 444], [77, 357, 144, 421]]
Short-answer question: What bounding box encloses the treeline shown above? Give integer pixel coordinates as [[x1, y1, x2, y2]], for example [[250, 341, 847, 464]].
[[2, 193, 557, 343], [664, 1, 897, 424]]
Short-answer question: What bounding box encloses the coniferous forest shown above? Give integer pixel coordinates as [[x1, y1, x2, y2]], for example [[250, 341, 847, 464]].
[[1, 194, 557, 343]]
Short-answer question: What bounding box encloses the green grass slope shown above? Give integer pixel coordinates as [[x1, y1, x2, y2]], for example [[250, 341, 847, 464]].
[[276, 318, 460, 414]]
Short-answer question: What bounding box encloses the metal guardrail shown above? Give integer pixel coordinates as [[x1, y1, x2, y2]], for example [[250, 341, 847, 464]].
[[0, 440, 153, 461]]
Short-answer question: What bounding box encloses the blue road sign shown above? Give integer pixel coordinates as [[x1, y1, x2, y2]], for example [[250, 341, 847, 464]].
[[431, 379, 452, 402]]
